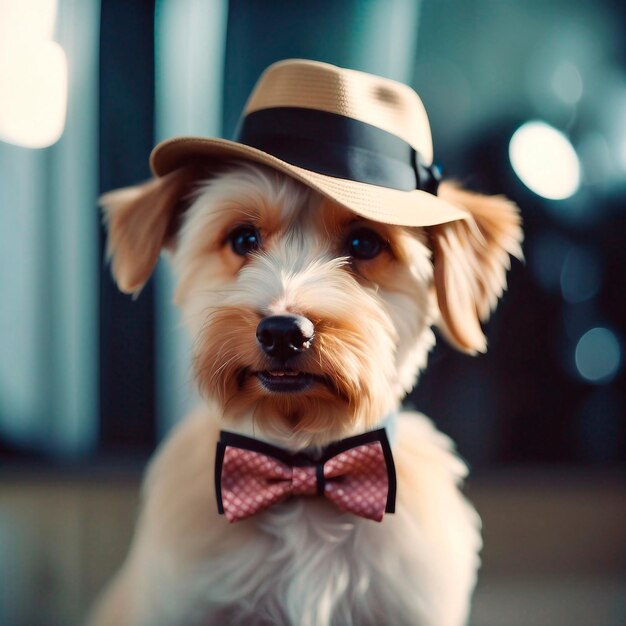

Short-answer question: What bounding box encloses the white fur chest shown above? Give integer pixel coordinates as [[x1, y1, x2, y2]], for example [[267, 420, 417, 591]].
[[146, 500, 436, 626], [123, 412, 480, 626]]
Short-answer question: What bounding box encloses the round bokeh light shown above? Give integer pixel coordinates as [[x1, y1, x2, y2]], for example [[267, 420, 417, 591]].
[[574, 327, 621, 384], [509, 121, 581, 200]]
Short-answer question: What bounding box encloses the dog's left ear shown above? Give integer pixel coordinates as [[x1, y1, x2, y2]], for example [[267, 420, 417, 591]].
[[100, 165, 201, 295], [429, 182, 523, 355]]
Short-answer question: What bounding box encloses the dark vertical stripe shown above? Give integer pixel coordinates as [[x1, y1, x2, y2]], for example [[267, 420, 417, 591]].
[[98, 0, 156, 451], [315, 463, 324, 497]]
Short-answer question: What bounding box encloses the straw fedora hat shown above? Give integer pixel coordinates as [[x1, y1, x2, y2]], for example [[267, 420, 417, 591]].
[[150, 59, 469, 227]]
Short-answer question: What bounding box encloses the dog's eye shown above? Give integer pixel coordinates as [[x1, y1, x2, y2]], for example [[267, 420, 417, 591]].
[[228, 225, 261, 256], [346, 227, 384, 260]]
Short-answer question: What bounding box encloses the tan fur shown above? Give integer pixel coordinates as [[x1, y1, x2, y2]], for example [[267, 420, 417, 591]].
[[89, 163, 522, 626], [430, 182, 523, 354], [101, 165, 204, 294]]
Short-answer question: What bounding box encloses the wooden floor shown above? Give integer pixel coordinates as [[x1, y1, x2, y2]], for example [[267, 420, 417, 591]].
[[0, 466, 624, 626]]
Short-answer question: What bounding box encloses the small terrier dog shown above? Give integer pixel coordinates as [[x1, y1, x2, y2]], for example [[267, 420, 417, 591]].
[[89, 61, 522, 626]]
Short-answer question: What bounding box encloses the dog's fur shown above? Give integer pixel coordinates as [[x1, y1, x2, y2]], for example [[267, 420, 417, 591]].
[[89, 162, 522, 626]]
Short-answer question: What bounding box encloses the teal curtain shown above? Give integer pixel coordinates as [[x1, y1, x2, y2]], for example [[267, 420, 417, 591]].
[[154, 0, 229, 436], [0, 0, 100, 456]]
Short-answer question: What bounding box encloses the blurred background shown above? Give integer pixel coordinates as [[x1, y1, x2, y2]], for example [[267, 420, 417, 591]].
[[0, 0, 624, 624]]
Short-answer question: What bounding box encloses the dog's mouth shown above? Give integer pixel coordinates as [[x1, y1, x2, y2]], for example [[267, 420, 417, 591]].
[[253, 370, 328, 394]]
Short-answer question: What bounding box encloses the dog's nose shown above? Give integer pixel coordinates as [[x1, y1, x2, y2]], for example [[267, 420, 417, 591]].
[[256, 315, 314, 361]]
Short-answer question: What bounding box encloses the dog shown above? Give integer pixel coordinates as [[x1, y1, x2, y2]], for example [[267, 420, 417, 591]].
[[88, 60, 522, 626]]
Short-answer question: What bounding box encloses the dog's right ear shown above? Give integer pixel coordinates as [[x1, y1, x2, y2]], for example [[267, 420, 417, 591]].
[[101, 166, 200, 295]]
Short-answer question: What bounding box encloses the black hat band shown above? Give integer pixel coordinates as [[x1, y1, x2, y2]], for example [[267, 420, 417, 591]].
[[234, 107, 440, 195]]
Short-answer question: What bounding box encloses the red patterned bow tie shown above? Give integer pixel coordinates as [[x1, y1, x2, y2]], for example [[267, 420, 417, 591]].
[[215, 429, 396, 523]]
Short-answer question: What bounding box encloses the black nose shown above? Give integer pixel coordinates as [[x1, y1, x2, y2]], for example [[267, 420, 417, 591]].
[[256, 315, 315, 361]]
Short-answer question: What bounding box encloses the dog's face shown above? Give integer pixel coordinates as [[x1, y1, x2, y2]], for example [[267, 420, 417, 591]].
[[172, 164, 436, 446], [102, 162, 522, 447]]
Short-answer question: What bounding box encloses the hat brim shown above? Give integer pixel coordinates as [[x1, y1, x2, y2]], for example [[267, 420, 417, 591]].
[[150, 137, 470, 228]]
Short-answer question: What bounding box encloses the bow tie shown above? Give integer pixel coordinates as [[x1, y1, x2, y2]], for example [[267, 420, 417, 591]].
[[215, 428, 396, 523]]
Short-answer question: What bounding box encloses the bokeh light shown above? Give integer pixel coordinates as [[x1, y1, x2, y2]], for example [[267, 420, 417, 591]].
[[577, 131, 614, 187], [529, 231, 571, 291], [0, 41, 67, 148], [509, 120, 581, 199], [595, 74, 626, 177], [551, 60, 583, 105], [0, 0, 67, 148], [0, 0, 58, 43], [575, 327, 621, 384], [560, 245, 602, 303]]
